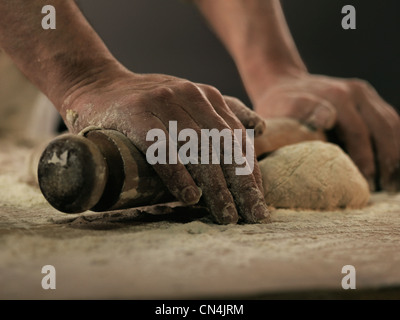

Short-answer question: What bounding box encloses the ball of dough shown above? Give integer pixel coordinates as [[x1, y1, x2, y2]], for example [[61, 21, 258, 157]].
[[258, 141, 370, 210]]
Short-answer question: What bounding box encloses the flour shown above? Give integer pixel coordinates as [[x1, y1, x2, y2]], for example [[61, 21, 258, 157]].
[[0, 140, 48, 208], [0, 174, 47, 207], [66, 109, 79, 128]]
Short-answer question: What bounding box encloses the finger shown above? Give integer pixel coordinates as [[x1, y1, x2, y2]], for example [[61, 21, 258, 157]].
[[200, 87, 264, 197], [262, 92, 337, 130], [193, 85, 270, 223], [168, 112, 241, 224], [350, 80, 400, 191], [334, 102, 376, 190], [223, 95, 267, 137], [187, 160, 241, 224], [121, 111, 202, 205], [140, 86, 240, 224]]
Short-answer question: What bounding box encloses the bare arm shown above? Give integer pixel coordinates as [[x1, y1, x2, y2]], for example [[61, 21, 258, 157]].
[[0, 0, 123, 115], [194, 0, 306, 101], [0, 0, 270, 224], [195, 0, 400, 191]]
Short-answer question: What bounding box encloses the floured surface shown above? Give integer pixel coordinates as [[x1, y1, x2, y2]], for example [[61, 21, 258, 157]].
[[1, 140, 400, 299]]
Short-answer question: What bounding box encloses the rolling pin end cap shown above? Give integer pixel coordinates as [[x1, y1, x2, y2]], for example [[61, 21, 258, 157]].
[[37, 134, 108, 213]]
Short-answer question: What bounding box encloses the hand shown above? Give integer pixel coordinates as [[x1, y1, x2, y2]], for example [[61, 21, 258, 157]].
[[60, 69, 270, 224], [253, 73, 400, 192]]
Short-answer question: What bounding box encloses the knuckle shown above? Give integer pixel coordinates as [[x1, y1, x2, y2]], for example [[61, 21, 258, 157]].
[[201, 84, 222, 98], [283, 92, 317, 110], [224, 95, 247, 110], [199, 84, 227, 106], [238, 178, 258, 192], [349, 78, 372, 91], [178, 81, 209, 101], [160, 164, 189, 190], [290, 93, 315, 106], [151, 86, 175, 101], [328, 83, 350, 97], [179, 80, 201, 94]]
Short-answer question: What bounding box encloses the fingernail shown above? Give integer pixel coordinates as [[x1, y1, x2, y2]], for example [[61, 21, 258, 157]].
[[247, 119, 255, 128], [254, 120, 267, 137], [252, 202, 271, 223], [219, 204, 239, 224], [307, 105, 335, 130], [182, 186, 201, 204]]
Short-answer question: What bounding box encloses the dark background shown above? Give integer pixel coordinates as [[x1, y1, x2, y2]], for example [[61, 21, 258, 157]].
[[77, 0, 399, 112]]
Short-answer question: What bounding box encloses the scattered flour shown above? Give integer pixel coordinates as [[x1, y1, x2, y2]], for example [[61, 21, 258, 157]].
[[0, 140, 47, 208], [0, 174, 47, 208]]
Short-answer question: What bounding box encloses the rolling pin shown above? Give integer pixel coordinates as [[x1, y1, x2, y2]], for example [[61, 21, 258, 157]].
[[38, 128, 174, 213], [37, 119, 326, 213]]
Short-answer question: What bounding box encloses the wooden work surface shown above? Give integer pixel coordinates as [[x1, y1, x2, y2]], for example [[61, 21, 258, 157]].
[[1, 140, 400, 300]]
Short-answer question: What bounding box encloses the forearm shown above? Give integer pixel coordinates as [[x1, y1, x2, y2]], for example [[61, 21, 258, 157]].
[[0, 0, 125, 114], [194, 0, 307, 101]]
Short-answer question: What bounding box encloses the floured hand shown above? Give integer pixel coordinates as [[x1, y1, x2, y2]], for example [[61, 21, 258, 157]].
[[254, 73, 400, 192], [60, 69, 270, 224]]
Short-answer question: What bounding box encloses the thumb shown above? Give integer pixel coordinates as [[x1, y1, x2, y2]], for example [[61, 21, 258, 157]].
[[305, 101, 337, 130], [257, 92, 337, 130]]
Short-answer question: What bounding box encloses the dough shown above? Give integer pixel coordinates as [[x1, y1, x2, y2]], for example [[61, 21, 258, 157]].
[[254, 117, 326, 157], [259, 141, 370, 210]]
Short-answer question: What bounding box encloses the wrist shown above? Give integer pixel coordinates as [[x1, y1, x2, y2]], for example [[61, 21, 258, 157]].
[[235, 48, 308, 103], [56, 55, 126, 104], [56, 56, 131, 119], [0, 0, 128, 116], [194, 0, 308, 104]]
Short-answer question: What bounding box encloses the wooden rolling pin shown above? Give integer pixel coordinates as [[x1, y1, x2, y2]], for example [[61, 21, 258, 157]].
[[38, 128, 174, 213], [37, 119, 325, 213]]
